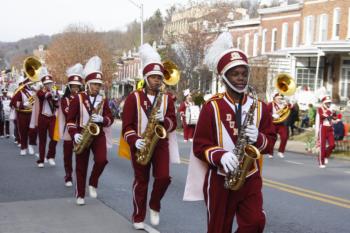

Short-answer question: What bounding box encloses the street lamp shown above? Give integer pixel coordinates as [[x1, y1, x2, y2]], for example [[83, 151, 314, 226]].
[[127, 0, 144, 46]]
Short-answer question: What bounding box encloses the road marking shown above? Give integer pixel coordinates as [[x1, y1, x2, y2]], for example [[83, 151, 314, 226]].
[[285, 160, 304, 165], [345, 171, 350, 174], [264, 179, 350, 208]]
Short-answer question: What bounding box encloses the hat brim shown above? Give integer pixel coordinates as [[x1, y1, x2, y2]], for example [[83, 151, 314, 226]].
[[144, 71, 164, 79], [87, 79, 103, 84], [43, 80, 54, 84], [68, 81, 83, 86]]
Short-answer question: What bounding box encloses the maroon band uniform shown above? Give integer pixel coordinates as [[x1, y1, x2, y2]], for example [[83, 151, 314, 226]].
[[66, 92, 113, 198], [178, 101, 195, 141], [122, 89, 177, 223]]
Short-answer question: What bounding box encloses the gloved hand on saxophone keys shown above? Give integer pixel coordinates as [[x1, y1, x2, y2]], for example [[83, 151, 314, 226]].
[[272, 113, 279, 119], [155, 110, 164, 122], [220, 152, 239, 173], [74, 134, 83, 144], [135, 139, 146, 150], [91, 114, 104, 123], [245, 124, 258, 143]]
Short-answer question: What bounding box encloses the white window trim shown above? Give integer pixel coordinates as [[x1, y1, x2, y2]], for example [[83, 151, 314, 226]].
[[237, 37, 241, 49], [332, 7, 340, 40], [318, 14, 328, 42], [305, 15, 314, 45], [281, 22, 288, 49], [253, 33, 259, 57], [339, 57, 350, 100], [293, 21, 300, 47], [262, 29, 267, 54], [271, 28, 277, 52], [244, 33, 249, 56], [348, 8, 350, 39]]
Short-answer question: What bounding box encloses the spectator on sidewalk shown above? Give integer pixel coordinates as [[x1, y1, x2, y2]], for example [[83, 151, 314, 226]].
[[333, 113, 345, 141], [308, 103, 316, 127], [288, 101, 301, 136]]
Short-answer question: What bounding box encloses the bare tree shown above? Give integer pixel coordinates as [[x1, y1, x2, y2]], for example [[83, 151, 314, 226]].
[[45, 24, 114, 93]]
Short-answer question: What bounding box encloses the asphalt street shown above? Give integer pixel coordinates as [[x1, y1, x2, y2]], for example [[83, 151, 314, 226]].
[[1, 119, 349, 233]]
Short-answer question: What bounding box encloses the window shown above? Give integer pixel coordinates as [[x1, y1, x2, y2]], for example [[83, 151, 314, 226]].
[[348, 8, 350, 38], [244, 33, 249, 55], [296, 57, 324, 91], [304, 16, 314, 45], [341, 60, 350, 99], [237, 37, 241, 49], [281, 23, 288, 49], [271, 28, 277, 52], [292, 21, 300, 47], [332, 8, 340, 39], [318, 14, 328, 42], [253, 33, 259, 56], [262, 29, 267, 54]]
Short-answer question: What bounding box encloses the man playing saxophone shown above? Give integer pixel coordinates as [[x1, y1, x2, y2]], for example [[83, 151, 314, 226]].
[[66, 56, 113, 205], [184, 32, 276, 233], [121, 44, 177, 230]]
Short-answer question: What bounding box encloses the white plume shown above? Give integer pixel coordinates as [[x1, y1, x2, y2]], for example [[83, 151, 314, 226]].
[[139, 43, 161, 67], [83, 56, 102, 78], [66, 63, 84, 78], [204, 32, 233, 72], [39, 67, 50, 80]]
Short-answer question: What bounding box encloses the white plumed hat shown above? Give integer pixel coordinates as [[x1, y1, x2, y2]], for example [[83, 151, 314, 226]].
[[66, 63, 84, 85], [139, 43, 164, 79], [39, 67, 53, 84], [84, 56, 103, 84]]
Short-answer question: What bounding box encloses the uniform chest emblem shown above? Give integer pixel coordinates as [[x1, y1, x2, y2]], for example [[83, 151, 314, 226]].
[[226, 114, 232, 121]]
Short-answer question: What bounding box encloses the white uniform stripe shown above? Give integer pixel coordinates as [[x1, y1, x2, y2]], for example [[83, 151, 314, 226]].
[[206, 169, 212, 222]]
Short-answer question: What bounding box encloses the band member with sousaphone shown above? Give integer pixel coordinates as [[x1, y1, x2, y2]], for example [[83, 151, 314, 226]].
[[66, 56, 113, 205], [183, 32, 276, 233], [178, 89, 197, 142], [10, 57, 42, 156], [121, 44, 179, 230], [58, 63, 84, 186], [267, 92, 291, 158]]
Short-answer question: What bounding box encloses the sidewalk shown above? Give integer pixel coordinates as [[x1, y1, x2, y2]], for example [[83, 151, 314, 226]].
[[0, 198, 138, 233]]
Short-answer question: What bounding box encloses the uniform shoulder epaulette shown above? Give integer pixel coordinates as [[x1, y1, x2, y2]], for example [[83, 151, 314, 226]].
[[205, 93, 224, 104]]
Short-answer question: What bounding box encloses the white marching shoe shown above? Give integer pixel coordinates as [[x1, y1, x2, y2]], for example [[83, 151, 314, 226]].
[[65, 181, 73, 187], [149, 209, 160, 226], [319, 165, 326, 168], [133, 222, 145, 230], [88, 185, 97, 198], [76, 197, 85, 205], [278, 152, 284, 158], [268, 154, 273, 159], [37, 163, 44, 168], [28, 145, 35, 155], [20, 149, 27, 156], [324, 158, 329, 164], [48, 158, 56, 166]]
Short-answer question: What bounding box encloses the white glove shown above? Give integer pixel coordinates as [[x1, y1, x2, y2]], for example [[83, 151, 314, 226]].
[[220, 152, 239, 173], [74, 134, 83, 144], [245, 124, 259, 143], [135, 139, 146, 150], [155, 110, 164, 122], [91, 114, 104, 123], [272, 113, 279, 119]]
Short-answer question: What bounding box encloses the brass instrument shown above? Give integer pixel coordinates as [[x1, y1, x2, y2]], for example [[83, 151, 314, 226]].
[[224, 86, 261, 191], [163, 60, 180, 86], [23, 56, 42, 83], [135, 86, 167, 165], [74, 98, 104, 155], [273, 73, 296, 124]]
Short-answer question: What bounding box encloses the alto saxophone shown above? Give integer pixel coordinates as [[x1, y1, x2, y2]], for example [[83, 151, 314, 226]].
[[135, 87, 167, 165], [224, 86, 261, 191], [74, 97, 104, 155]]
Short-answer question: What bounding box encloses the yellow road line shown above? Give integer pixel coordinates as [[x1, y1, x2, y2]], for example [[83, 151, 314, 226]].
[[264, 179, 350, 205], [264, 182, 350, 209]]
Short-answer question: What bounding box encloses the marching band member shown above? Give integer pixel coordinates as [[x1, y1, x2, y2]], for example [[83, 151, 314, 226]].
[[122, 44, 177, 230], [267, 92, 289, 158], [178, 89, 195, 142], [10, 75, 38, 155], [60, 63, 84, 186], [9, 76, 25, 146], [36, 68, 59, 168], [315, 95, 335, 168], [0, 88, 11, 138], [184, 32, 276, 233], [66, 56, 113, 205]]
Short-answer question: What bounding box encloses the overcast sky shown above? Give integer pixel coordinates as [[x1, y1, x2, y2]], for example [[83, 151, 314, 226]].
[[0, 0, 190, 42]]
